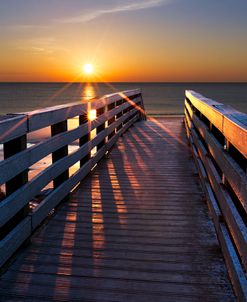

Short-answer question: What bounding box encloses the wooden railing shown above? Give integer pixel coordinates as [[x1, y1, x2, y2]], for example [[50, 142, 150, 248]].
[[0, 89, 145, 269], [184, 90, 247, 301]]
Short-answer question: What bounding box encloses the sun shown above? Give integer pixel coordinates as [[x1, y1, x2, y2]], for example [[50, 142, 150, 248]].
[[83, 63, 94, 75]]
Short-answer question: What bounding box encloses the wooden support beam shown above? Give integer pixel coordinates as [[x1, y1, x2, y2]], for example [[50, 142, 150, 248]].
[[96, 107, 106, 151], [51, 121, 69, 189], [139, 93, 147, 120], [1, 134, 28, 239], [116, 99, 123, 132], [107, 102, 116, 140], [79, 114, 90, 167], [4, 135, 28, 196]]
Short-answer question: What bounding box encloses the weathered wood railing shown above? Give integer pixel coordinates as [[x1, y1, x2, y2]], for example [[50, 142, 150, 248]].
[[0, 89, 145, 269], [184, 90, 247, 301]]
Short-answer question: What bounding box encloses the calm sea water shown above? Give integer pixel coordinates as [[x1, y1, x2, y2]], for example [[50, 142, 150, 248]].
[[0, 82, 246, 115]]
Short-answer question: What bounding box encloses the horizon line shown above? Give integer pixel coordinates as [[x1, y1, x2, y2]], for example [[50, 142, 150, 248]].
[[0, 81, 247, 84]]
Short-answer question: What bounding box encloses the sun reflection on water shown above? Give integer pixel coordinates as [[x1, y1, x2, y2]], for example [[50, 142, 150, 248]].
[[82, 83, 96, 101]]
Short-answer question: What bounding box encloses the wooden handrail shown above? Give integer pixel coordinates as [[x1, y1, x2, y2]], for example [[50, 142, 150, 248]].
[[184, 90, 247, 301], [186, 90, 247, 158], [0, 89, 146, 268]]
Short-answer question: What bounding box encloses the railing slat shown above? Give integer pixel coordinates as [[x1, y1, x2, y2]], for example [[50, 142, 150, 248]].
[[0, 114, 27, 144], [0, 217, 31, 268], [185, 100, 247, 212], [0, 89, 144, 270], [218, 223, 247, 302], [185, 90, 247, 301], [190, 126, 247, 271], [0, 98, 138, 185], [186, 90, 247, 157], [0, 108, 138, 228], [32, 109, 138, 229], [26, 89, 141, 131]]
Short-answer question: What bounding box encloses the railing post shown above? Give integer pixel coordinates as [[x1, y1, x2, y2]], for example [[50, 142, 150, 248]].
[[51, 120, 69, 189], [116, 99, 123, 132], [96, 106, 106, 151], [136, 94, 142, 120], [2, 134, 28, 237], [139, 93, 146, 120], [134, 93, 146, 121], [122, 101, 129, 125], [222, 138, 229, 183], [79, 113, 91, 167], [209, 122, 213, 132], [107, 102, 116, 140], [4, 135, 28, 196]]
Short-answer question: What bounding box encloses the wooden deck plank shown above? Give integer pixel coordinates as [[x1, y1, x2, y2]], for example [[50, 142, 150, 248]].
[[0, 117, 235, 301]]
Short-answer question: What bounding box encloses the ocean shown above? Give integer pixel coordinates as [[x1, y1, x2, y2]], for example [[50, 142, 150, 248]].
[[0, 82, 246, 195], [0, 82, 247, 115]]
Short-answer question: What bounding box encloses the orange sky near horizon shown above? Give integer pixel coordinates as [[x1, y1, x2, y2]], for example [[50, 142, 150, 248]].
[[1, 0, 247, 82]]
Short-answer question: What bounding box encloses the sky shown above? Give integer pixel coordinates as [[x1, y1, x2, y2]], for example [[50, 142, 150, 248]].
[[0, 0, 247, 82]]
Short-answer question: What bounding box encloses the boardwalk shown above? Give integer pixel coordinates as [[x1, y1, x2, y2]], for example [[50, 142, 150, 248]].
[[0, 117, 234, 301]]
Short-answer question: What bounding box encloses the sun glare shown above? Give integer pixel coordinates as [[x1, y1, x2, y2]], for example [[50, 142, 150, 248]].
[[83, 63, 94, 74], [88, 109, 96, 121]]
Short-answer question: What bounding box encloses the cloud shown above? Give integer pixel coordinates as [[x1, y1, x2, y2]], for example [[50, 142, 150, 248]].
[[7, 24, 48, 31], [60, 0, 170, 23], [15, 37, 68, 56]]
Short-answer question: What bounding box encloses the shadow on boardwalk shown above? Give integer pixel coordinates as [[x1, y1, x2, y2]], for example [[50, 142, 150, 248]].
[[0, 117, 235, 301]]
